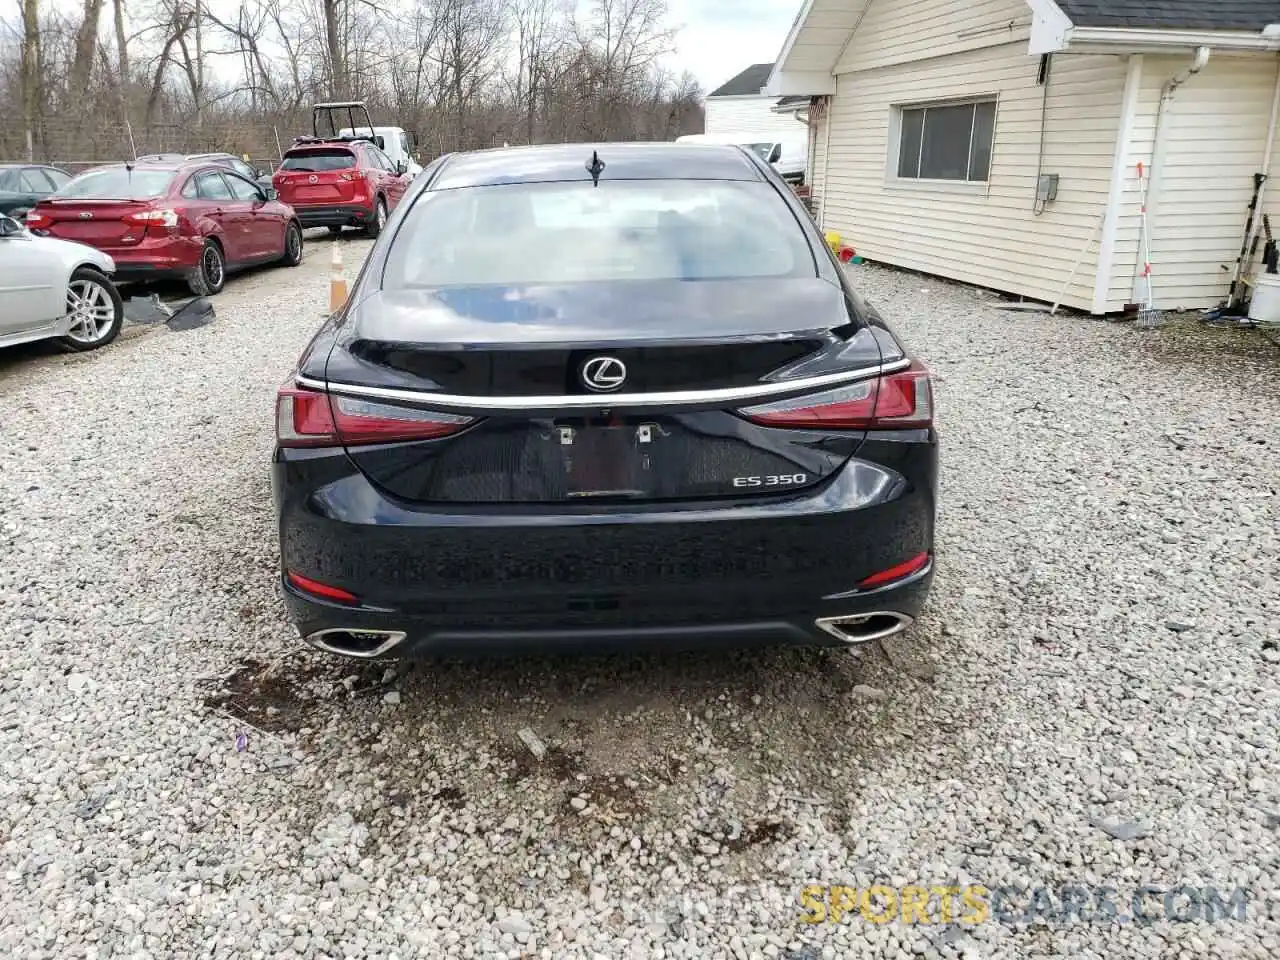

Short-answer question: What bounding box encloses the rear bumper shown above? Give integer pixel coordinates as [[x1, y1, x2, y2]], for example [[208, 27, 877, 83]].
[[272, 434, 938, 658], [99, 236, 203, 280], [290, 204, 373, 227], [284, 572, 933, 657]]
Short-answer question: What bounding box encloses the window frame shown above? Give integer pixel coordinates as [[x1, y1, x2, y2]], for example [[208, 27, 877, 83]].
[[224, 172, 266, 202], [365, 144, 393, 172], [18, 168, 52, 193], [227, 158, 258, 180], [886, 95, 998, 193], [380, 178, 822, 289], [279, 148, 357, 172], [194, 170, 235, 201]]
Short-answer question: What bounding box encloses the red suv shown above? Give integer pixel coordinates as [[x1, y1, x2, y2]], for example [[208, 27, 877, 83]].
[[27, 160, 303, 296], [272, 138, 409, 238]]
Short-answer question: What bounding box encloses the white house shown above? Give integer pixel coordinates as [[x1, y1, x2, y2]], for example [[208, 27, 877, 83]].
[[703, 63, 806, 142], [767, 0, 1280, 315]]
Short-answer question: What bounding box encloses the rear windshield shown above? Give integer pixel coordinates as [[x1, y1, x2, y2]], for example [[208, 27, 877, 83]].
[[383, 179, 815, 288], [280, 149, 356, 172], [56, 168, 175, 200]]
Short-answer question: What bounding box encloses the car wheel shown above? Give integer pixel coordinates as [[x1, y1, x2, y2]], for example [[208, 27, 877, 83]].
[[57, 267, 123, 352], [280, 221, 304, 266], [187, 240, 226, 296], [364, 198, 387, 239], [327, 226, 343, 237]]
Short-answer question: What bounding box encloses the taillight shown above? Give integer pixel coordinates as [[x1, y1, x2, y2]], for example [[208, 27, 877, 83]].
[[339, 172, 355, 181], [123, 209, 179, 232], [739, 362, 933, 430], [275, 384, 474, 447], [25, 211, 52, 230]]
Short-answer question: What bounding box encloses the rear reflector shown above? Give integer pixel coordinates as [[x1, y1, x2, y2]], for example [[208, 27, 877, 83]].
[[739, 361, 933, 430], [858, 551, 931, 589], [286, 571, 359, 604], [276, 383, 474, 447]]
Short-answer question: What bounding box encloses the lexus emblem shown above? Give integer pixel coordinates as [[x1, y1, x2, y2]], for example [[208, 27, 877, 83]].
[[308, 174, 319, 184], [78, 212, 93, 220], [581, 356, 627, 393]]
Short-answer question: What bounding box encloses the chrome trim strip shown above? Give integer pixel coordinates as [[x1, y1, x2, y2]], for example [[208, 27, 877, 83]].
[[296, 358, 911, 411]]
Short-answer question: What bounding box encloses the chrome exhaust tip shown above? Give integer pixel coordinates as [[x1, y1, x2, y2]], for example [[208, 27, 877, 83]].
[[304, 628, 407, 659], [815, 611, 913, 645]]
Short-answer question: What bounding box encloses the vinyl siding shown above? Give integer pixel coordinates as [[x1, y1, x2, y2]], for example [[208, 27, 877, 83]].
[[835, 0, 1030, 74], [819, 41, 1127, 312], [1107, 54, 1280, 311], [703, 97, 802, 139]]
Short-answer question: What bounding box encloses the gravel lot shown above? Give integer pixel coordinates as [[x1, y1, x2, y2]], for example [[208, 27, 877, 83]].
[[1, 237, 1278, 960]]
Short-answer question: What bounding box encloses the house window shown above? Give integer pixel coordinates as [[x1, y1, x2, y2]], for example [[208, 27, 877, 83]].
[[896, 100, 996, 182]]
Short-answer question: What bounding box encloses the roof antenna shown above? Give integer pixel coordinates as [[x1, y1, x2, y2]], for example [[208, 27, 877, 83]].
[[586, 150, 605, 187]]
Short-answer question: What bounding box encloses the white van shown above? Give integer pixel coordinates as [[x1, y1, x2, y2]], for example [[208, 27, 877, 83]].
[[338, 126, 423, 179], [675, 132, 807, 184]]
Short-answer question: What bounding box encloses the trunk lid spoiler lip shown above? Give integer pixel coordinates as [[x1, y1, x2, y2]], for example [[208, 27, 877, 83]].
[[41, 197, 152, 204], [294, 358, 910, 413]]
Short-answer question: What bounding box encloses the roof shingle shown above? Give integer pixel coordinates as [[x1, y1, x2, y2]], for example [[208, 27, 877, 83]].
[[1057, 1, 1280, 31], [707, 63, 775, 98]]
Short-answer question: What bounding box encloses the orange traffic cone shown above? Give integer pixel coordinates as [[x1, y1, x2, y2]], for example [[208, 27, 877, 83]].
[[329, 242, 348, 312]]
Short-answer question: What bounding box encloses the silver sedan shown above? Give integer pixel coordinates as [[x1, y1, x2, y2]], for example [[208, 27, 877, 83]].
[[0, 213, 124, 352]]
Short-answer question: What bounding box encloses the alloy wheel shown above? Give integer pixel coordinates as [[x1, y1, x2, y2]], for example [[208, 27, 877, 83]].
[[64, 278, 117, 345], [204, 244, 224, 288]]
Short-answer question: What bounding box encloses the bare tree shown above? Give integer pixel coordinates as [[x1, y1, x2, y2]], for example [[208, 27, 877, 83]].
[[0, 0, 703, 165], [578, 0, 674, 138], [20, 0, 42, 158], [112, 0, 128, 84], [433, 0, 505, 151], [508, 0, 567, 144], [69, 0, 104, 95]]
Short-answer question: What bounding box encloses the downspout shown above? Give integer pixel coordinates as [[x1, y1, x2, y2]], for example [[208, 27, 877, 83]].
[[794, 105, 814, 189], [1137, 46, 1210, 302], [1234, 53, 1280, 300], [1150, 46, 1211, 176], [818, 96, 834, 226]]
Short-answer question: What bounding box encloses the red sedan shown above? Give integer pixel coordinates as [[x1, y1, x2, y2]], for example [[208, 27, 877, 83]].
[[26, 160, 303, 296]]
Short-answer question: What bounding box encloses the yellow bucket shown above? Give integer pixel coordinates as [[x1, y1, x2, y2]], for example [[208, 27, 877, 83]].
[[824, 231, 841, 253]]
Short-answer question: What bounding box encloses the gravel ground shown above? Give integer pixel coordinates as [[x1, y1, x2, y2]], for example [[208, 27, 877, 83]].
[[1, 241, 1278, 960]]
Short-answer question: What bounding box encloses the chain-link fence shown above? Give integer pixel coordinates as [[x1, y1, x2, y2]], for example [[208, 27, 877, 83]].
[[0, 112, 305, 171], [2, 109, 553, 174]]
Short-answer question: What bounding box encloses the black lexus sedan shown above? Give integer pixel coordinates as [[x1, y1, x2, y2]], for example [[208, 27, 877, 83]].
[[272, 142, 937, 659]]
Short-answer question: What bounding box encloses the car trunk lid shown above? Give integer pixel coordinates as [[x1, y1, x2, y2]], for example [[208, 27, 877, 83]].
[[315, 279, 886, 505], [34, 198, 155, 245]]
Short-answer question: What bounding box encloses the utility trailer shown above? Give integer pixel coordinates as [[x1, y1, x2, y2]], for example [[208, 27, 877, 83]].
[[304, 101, 423, 179], [312, 101, 378, 143]]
